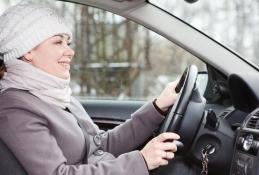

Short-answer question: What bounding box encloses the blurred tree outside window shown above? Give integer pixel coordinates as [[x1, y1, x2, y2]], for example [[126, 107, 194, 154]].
[[150, 0, 259, 68], [0, 0, 206, 101]]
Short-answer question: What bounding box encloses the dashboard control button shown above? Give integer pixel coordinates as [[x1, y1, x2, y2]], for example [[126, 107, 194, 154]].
[[243, 134, 253, 151]]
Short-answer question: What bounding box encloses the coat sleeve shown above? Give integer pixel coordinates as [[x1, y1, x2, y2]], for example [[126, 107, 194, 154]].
[[100, 102, 165, 156], [0, 108, 148, 175]]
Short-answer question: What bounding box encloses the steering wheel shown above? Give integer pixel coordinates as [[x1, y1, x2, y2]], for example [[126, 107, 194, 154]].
[[158, 65, 206, 153]]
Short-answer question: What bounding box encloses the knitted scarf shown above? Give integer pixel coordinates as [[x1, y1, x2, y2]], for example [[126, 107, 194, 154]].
[[0, 59, 71, 109]]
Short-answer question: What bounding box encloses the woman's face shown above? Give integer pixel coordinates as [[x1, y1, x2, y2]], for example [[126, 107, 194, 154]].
[[24, 34, 74, 79]]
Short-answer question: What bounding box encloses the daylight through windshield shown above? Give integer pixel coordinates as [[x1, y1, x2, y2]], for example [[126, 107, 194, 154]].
[[150, 0, 259, 68]]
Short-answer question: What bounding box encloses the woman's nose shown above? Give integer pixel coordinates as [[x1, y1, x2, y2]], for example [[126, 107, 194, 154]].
[[65, 44, 75, 58]]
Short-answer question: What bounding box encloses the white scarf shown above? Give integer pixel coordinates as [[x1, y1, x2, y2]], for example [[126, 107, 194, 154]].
[[0, 59, 71, 109]]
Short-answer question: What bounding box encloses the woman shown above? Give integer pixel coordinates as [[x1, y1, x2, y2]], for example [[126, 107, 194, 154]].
[[0, 2, 180, 175]]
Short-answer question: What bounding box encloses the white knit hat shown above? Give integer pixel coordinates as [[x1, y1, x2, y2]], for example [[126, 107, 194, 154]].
[[0, 2, 72, 61]]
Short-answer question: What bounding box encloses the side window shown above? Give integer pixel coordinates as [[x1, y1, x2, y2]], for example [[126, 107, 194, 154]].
[[68, 4, 206, 101], [1, 1, 206, 101]]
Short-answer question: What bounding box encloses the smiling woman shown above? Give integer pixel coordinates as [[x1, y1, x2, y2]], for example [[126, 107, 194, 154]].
[[0, 1, 186, 175], [2, 1, 259, 175]]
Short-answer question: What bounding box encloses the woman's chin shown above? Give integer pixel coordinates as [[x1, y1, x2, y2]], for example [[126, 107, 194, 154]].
[[56, 72, 70, 80]]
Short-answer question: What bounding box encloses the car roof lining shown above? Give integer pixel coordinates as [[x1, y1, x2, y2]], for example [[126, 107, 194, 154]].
[[59, 0, 146, 13]]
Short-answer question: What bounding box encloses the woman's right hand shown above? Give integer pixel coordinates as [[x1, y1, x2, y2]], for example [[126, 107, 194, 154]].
[[140, 132, 180, 170]]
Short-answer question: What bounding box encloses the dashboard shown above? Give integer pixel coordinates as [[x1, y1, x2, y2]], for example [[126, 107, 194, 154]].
[[230, 108, 259, 175], [227, 74, 259, 175]]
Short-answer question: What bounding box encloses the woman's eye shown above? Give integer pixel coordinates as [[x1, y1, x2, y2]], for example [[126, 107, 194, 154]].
[[55, 41, 63, 45]]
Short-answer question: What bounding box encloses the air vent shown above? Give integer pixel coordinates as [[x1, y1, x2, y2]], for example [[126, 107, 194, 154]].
[[218, 110, 231, 118], [246, 112, 259, 129]]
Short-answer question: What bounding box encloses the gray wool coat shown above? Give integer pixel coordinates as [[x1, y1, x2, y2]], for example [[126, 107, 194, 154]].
[[0, 88, 165, 175]]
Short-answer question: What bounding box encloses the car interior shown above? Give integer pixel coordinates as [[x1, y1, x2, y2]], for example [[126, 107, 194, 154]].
[[1, 0, 259, 175]]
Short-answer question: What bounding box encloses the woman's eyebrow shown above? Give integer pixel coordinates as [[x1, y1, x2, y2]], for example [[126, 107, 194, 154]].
[[53, 34, 70, 41], [53, 35, 64, 39]]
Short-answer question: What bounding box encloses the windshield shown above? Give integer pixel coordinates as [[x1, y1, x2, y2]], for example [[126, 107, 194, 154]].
[[150, 0, 259, 68]]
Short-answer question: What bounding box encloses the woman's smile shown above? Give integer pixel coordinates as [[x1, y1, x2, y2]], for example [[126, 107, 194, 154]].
[[58, 60, 71, 70]]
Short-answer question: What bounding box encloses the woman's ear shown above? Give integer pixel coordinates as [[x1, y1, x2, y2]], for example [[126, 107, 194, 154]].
[[22, 52, 33, 63]]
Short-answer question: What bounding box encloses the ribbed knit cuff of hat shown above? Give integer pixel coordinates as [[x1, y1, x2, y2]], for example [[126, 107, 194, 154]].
[[0, 2, 72, 61]]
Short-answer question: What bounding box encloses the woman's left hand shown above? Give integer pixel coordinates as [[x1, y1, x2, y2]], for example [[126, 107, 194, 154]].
[[155, 80, 179, 112]]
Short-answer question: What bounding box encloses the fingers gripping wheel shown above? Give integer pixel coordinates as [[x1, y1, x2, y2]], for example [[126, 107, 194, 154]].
[[159, 65, 198, 133], [158, 65, 205, 152]]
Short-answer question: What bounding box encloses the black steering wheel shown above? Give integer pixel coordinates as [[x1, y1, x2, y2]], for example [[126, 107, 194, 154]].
[[158, 65, 206, 153]]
